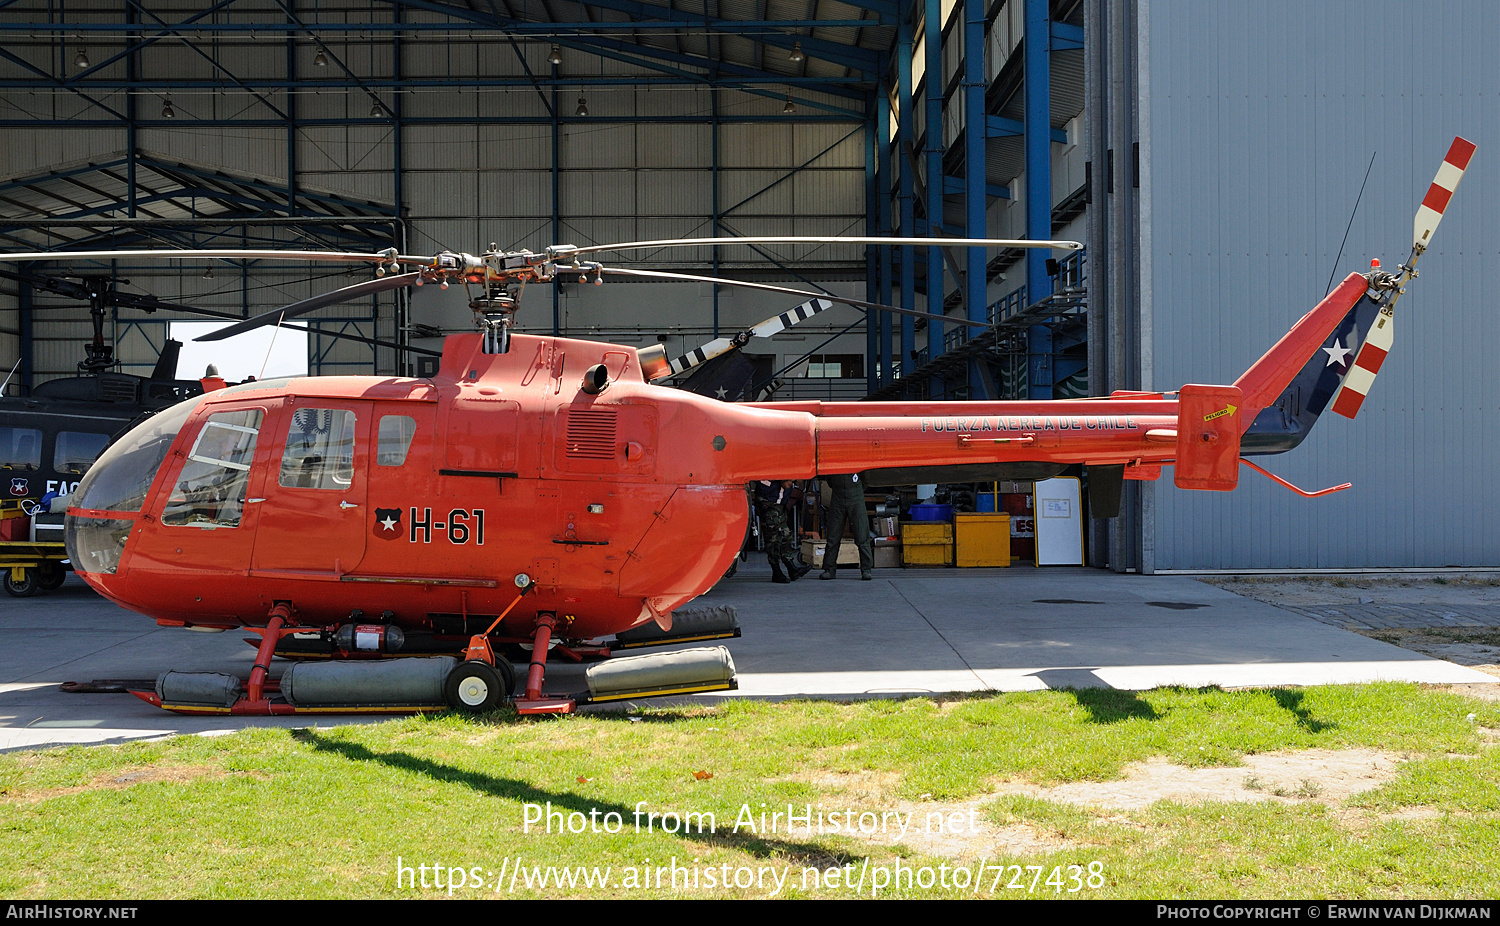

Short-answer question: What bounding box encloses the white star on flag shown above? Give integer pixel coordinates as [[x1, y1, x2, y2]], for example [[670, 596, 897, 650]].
[[1323, 339, 1352, 369], [380, 515, 398, 531]]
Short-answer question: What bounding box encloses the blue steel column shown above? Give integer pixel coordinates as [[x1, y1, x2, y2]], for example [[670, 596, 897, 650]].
[[877, 85, 893, 386], [865, 91, 878, 395], [923, 0, 944, 394], [897, 15, 916, 380], [1024, 0, 1054, 399], [963, 0, 988, 399]]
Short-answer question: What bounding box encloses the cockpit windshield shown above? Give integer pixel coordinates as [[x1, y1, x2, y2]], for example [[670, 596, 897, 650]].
[[69, 395, 206, 513]]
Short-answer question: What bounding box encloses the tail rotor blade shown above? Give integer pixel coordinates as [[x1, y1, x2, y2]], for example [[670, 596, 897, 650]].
[[1329, 304, 1392, 420], [1413, 136, 1476, 251], [1333, 136, 1475, 419], [194, 272, 420, 342]]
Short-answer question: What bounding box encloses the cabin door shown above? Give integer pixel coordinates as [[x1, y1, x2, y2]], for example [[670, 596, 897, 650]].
[[251, 399, 372, 576]]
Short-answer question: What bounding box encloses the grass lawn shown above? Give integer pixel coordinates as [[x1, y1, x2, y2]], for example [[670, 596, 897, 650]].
[[1, 683, 1496, 899]]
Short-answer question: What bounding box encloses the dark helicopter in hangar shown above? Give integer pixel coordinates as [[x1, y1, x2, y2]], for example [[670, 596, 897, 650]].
[[0, 269, 215, 501], [0, 266, 441, 501]]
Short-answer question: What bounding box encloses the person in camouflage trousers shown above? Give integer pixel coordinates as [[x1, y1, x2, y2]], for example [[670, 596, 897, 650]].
[[754, 480, 810, 584]]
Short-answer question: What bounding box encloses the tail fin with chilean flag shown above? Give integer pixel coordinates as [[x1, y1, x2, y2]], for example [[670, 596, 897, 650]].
[[1237, 137, 1474, 455]]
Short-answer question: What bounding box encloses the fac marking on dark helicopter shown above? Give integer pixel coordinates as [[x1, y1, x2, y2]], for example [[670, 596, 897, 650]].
[[0, 137, 1472, 716]]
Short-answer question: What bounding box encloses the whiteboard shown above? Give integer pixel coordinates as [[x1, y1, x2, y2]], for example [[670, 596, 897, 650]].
[[1034, 477, 1084, 566]]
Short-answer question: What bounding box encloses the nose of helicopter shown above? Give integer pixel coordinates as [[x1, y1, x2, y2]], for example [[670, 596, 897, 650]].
[[64, 394, 206, 578]]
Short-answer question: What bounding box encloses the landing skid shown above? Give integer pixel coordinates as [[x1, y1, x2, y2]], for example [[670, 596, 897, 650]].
[[83, 602, 739, 717]]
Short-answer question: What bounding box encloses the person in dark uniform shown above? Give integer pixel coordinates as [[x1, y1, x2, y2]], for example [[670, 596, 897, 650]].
[[754, 480, 810, 584], [820, 472, 873, 580]]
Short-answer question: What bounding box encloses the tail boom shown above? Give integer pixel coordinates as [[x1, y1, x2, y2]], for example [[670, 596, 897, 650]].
[[1231, 272, 1369, 432]]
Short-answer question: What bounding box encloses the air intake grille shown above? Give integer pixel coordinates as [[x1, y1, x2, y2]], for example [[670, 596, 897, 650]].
[[565, 409, 617, 459], [100, 377, 138, 403]]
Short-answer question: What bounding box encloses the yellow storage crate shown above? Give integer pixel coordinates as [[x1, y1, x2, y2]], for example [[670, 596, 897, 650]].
[[954, 513, 1010, 567], [901, 521, 953, 566], [902, 542, 953, 566], [901, 521, 953, 543]]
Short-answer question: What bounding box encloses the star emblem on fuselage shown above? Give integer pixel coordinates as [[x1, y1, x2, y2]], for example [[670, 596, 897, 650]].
[[372, 507, 403, 540]]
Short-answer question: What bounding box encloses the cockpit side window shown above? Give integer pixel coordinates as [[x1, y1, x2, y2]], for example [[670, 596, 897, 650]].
[[0, 427, 41, 471], [162, 409, 263, 528], [69, 395, 205, 514], [279, 408, 356, 489], [376, 415, 416, 466]]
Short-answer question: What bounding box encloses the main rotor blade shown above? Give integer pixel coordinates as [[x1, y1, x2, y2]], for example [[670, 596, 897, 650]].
[[666, 336, 739, 377], [661, 297, 837, 378], [563, 235, 1083, 258], [303, 325, 441, 357], [748, 296, 836, 339], [0, 266, 252, 319], [0, 266, 89, 300], [599, 267, 951, 323], [0, 248, 420, 265], [194, 272, 420, 342]]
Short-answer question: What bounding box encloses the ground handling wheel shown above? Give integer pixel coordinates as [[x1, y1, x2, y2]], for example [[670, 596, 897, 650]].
[[4, 569, 38, 598], [37, 562, 65, 591], [444, 660, 515, 713]]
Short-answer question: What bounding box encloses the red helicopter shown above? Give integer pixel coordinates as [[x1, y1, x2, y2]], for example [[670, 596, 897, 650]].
[[5, 137, 1474, 717]]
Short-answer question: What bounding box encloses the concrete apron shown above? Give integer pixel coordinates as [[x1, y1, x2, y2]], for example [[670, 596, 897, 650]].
[[1, 568, 1492, 750]]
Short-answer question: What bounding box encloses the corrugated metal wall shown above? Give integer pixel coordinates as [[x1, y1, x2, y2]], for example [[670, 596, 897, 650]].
[[1140, 0, 1500, 569]]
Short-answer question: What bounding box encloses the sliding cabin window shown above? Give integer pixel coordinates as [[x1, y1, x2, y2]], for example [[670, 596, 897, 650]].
[[279, 408, 355, 490], [376, 415, 416, 466]]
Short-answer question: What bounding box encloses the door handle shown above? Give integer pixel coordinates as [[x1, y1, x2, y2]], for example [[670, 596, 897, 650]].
[[340, 500, 359, 510]]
